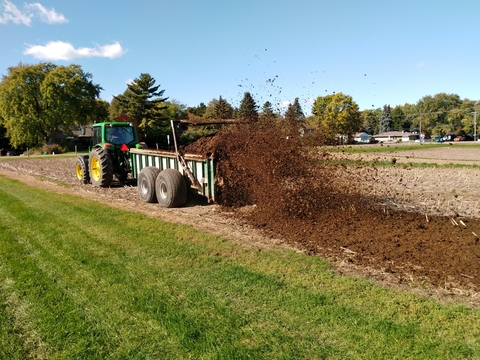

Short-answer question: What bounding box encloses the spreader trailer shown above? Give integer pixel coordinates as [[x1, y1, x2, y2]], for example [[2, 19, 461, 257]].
[[130, 147, 216, 207], [74, 121, 216, 208]]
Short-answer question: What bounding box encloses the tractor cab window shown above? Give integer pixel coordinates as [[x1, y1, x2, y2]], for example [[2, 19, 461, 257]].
[[106, 126, 135, 145], [92, 126, 103, 146]]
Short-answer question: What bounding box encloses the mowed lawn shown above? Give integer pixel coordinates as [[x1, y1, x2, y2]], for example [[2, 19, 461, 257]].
[[0, 176, 479, 359]]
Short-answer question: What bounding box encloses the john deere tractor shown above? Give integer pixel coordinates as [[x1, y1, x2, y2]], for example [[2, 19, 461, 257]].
[[75, 122, 145, 187]]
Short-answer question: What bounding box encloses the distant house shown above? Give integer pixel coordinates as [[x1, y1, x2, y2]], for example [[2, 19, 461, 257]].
[[373, 131, 419, 142], [63, 125, 94, 149], [45, 125, 93, 148], [71, 125, 94, 139], [354, 132, 371, 143]]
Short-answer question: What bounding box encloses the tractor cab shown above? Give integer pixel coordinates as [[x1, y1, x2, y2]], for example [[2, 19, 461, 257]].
[[92, 122, 140, 149]]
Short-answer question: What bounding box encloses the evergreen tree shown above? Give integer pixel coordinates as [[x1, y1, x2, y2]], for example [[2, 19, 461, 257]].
[[213, 96, 233, 119], [197, 103, 207, 117], [284, 98, 305, 127], [259, 101, 277, 122], [113, 73, 168, 138], [378, 105, 393, 133], [238, 92, 258, 123]]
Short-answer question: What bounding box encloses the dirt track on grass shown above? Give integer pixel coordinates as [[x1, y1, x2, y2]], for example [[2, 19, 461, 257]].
[[1, 132, 480, 306]]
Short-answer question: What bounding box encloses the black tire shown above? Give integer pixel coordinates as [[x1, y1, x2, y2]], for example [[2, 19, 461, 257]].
[[89, 148, 113, 187], [155, 169, 187, 208], [75, 155, 90, 184], [137, 166, 160, 203]]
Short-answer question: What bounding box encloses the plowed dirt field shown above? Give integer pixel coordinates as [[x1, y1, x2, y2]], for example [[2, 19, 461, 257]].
[[1, 130, 479, 306]]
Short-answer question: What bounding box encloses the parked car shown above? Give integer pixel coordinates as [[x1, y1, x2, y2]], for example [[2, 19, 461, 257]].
[[443, 132, 457, 141], [434, 137, 444, 143], [454, 136, 464, 141]]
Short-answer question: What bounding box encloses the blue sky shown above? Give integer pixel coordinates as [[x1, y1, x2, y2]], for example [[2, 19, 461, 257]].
[[1, 0, 480, 115]]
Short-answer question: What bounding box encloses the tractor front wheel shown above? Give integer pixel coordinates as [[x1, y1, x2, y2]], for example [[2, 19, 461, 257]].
[[89, 148, 113, 187], [75, 155, 90, 184], [138, 166, 160, 203], [155, 169, 187, 208]]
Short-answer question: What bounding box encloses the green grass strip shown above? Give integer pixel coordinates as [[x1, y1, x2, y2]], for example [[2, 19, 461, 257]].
[[319, 143, 480, 154], [0, 175, 479, 359]]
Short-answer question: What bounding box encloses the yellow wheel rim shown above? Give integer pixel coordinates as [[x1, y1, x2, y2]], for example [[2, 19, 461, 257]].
[[91, 156, 101, 181], [75, 163, 83, 180]]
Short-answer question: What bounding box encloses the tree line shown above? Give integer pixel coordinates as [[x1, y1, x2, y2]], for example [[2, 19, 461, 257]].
[[0, 62, 478, 150], [360, 94, 479, 139]]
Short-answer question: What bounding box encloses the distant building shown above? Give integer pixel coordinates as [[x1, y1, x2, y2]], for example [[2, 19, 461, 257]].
[[373, 131, 419, 142], [354, 132, 371, 143]]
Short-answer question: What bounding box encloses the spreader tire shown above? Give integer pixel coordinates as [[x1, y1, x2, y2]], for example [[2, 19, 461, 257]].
[[89, 148, 113, 187], [75, 155, 90, 184], [138, 166, 160, 203], [155, 169, 187, 208]]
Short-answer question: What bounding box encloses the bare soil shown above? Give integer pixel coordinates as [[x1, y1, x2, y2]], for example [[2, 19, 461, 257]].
[[1, 131, 480, 306]]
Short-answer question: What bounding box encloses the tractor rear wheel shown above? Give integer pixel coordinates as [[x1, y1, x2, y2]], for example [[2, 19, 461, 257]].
[[89, 148, 113, 187], [138, 166, 160, 203], [155, 169, 187, 208], [75, 155, 90, 184]]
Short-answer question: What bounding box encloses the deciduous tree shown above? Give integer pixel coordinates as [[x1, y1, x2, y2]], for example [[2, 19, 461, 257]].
[[412, 93, 462, 137], [460, 99, 477, 135], [391, 105, 406, 131], [360, 108, 380, 134], [311, 92, 361, 142], [187, 103, 207, 118], [0, 62, 101, 147]]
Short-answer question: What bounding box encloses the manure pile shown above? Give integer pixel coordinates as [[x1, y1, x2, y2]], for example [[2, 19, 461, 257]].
[[185, 125, 480, 292]]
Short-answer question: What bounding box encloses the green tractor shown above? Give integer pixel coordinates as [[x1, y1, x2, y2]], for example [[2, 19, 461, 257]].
[[75, 122, 145, 187]]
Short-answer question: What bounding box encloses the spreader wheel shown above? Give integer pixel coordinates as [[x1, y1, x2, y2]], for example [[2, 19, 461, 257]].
[[155, 169, 187, 208], [138, 166, 160, 203]]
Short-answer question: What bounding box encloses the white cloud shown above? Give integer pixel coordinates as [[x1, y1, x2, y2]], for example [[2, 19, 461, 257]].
[[0, 0, 67, 26], [24, 41, 127, 60], [26, 3, 67, 24], [0, 0, 32, 25]]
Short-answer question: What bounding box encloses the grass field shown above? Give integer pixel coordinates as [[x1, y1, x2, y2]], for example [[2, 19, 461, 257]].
[[1, 175, 479, 359], [322, 142, 480, 154]]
